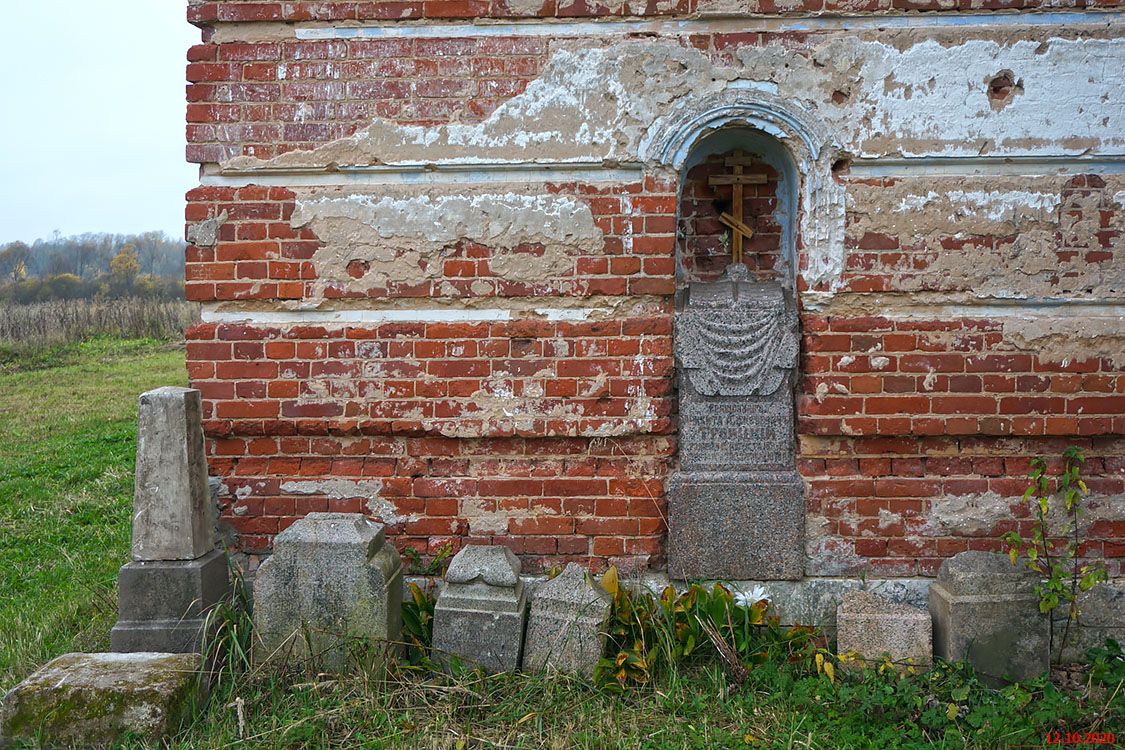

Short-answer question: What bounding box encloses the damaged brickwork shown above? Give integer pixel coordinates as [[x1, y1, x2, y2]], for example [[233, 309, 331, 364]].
[[185, 1, 1124, 580]]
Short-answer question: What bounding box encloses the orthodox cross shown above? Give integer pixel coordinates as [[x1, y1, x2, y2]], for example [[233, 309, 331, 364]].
[[708, 150, 768, 265]]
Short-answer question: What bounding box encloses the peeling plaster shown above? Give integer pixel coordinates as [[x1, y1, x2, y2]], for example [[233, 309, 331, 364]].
[[290, 187, 604, 298], [279, 479, 415, 524], [186, 210, 228, 248], [220, 33, 1122, 295], [925, 491, 1125, 537]]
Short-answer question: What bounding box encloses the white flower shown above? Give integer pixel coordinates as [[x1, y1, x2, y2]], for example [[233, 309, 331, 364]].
[[733, 585, 768, 607]]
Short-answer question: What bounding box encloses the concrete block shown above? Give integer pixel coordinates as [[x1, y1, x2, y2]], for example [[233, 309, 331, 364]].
[[836, 590, 932, 669], [929, 551, 1049, 686], [0, 653, 204, 749], [111, 548, 230, 654], [253, 513, 402, 672], [433, 545, 527, 673]]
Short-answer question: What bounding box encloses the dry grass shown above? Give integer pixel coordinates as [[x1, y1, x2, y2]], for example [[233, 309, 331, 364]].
[[0, 298, 199, 355]]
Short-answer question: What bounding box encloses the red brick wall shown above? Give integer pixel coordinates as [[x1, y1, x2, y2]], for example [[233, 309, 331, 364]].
[[677, 153, 782, 283], [188, 0, 1120, 24], [185, 20, 1125, 577]]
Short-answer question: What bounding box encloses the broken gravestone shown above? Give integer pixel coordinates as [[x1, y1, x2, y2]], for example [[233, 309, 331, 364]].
[[521, 563, 612, 676], [0, 652, 204, 749], [668, 265, 804, 580], [112, 387, 229, 653], [433, 545, 528, 672], [253, 512, 403, 672], [929, 550, 1049, 685], [836, 590, 932, 670]]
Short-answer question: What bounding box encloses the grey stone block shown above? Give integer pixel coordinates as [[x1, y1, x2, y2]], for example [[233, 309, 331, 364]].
[[112, 548, 230, 654], [929, 551, 1049, 686], [837, 590, 932, 669], [522, 563, 611, 676], [433, 545, 528, 673], [0, 652, 204, 749], [668, 471, 804, 581], [131, 387, 214, 561], [253, 513, 402, 672]]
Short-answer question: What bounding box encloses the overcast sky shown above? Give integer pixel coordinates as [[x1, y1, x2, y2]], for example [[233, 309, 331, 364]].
[[0, 2, 198, 245]]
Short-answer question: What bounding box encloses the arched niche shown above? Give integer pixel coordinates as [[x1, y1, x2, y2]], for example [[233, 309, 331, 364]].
[[642, 90, 847, 293], [674, 127, 800, 289]]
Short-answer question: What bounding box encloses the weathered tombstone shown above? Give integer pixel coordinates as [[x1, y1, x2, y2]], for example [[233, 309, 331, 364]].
[[253, 512, 403, 671], [0, 652, 204, 749], [929, 551, 1049, 685], [668, 264, 804, 580], [111, 387, 230, 653], [836, 590, 932, 670], [433, 545, 528, 672], [521, 563, 612, 676]]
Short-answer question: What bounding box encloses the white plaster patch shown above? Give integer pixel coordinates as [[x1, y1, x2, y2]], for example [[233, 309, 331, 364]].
[[290, 188, 604, 297], [279, 479, 415, 524], [894, 189, 1061, 223]]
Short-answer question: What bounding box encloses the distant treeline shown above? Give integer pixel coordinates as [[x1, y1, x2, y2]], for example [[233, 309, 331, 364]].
[[0, 232, 186, 303]]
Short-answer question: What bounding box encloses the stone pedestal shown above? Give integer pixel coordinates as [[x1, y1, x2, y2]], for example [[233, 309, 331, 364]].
[[113, 387, 229, 654], [522, 563, 611, 676], [253, 513, 403, 671], [668, 268, 804, 581], [0, 653, 205, 749], [929, 551, 1049, 686], [433, 545, 528, 673], [836, 590, 932, 670], [111, 550, 229, 653]]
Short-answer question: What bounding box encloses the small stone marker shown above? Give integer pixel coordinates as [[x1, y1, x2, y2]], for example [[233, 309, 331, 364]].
[[433, 545, 528, 672], [522, 563, 611, 676], [0, 652, 204, 749], [836, 590, 931, 670], [929, 550, 1049, 686], [253, 512, 403, 671], [112, 387, 230, 653]]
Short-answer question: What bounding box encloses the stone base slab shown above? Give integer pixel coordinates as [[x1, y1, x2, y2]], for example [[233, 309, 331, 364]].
[[0, 652, 204, 749], [112, 548, 230, 654], [667, 471, 804, 581]]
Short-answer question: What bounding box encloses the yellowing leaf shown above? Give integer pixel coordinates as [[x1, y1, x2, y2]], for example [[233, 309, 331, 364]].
[[815, 652, 825, 674], [946, 703, 959, 721], [600, 565, 620, 596], [824, 660, 835, 684]]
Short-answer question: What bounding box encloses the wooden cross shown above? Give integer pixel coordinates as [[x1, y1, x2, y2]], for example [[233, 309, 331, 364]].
[[708, 150, 768, 265]]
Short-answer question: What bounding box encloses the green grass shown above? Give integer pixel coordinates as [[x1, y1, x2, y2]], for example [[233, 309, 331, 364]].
[[1, 337, 1120, 749], [0, 338, 187, 689]]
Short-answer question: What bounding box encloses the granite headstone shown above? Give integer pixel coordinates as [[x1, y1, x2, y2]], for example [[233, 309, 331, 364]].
[[111, 387, 229, 653], [253, 512, 403, 672], [668, 265, 804, 580], [433, 545, 528, 673]]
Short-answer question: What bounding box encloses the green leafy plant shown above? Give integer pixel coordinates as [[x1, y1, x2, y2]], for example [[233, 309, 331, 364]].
[[1085, 639, 1125, 690], [593, 567, 818, 692], [401, 582, 437, 666], [402, 542, 454, 577], [1002, 447, 1109, 662]]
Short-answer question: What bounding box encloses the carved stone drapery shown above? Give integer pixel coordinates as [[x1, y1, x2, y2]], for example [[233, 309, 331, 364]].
[[675, 266, 799, 398]]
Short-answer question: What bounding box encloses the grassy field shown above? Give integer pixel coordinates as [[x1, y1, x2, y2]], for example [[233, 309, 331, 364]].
[[0, 338, 187, 690], [1, 340, 1120, 749]]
